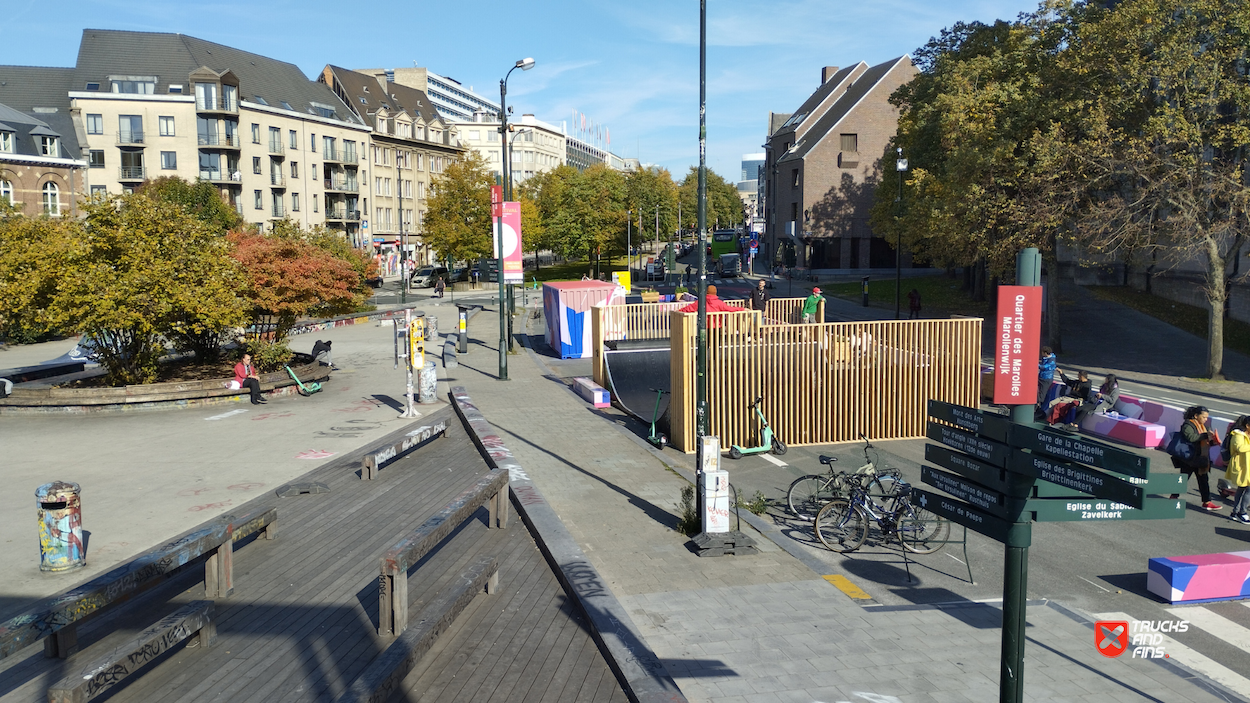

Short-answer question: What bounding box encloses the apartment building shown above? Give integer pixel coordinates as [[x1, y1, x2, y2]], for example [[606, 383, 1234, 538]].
[[354, 67, 499, 122], [762, 57, 916, 269], [0, 66, 87, 216], [451, 111, 566, 186], [62, 29, 369, 242], [320, 66, 465, 264]]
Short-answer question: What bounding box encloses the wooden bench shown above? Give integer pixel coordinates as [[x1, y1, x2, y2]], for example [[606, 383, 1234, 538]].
[[1148, 551, 1250, 604], [337, 558, 497, 703], [0, 506, 275, 660], [360, 420, 448, 480], [377, 470, 509, 637], [46, 600, 216, 703], [572, 377, 610, 408]]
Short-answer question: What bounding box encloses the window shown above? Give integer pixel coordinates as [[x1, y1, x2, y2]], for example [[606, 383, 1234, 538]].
[[417, 181, 425, 198], [86, 114, 103, 135], [414, 154, 423, 171], [40, 137, 59, 157], [792, 169, 799, 188], [0, 180, 11, 204], [168, 84, 183, 94], [269, 126, 280, 148], [344, 141, 356, 161], [161, 151, 177, 169], [254, 190, 262, 209], [253, 156, 262, 174], [112, 79, 154, 94], [323, 136, 335, 159], [280, 101, 293, 111], [384, 178, 392, 196], [469, 130, 480, 140], [375, 177, 382, 195], [0, 131, 11, 152], [310, 133, 316, 151], [840, 133, 858, 152], [253, 95, 268, 106], [291, 193, 300, 211], [199, 152, 221, 180], [85, 82, 100, 91], [42, 182, 60, 215], [159, 116, 175, 137], [290, 161, 298, 179], [487, 130, 498, 142], [223, 85, 237, 111], [90, 185, 107, 198], [89, 150, 104, 168], [791, 202, 798, 221], [289, 129, 298, 149], [251, 124, 260, 144], [312, 196, 318, 212], [119, 115, 143, 143]]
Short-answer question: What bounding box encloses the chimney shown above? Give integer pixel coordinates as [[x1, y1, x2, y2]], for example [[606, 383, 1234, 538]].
[[822, 66, 840, 84]]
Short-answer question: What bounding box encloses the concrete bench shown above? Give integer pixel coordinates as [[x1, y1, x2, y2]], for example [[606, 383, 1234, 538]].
[[572, 377, 610, 408], [336, 557, 497, 703], [377, 470, 509, 637], [1148, 551, 1250, 604], [360, 420, 448, 480], [46, 600, 216, 703], [0, 507, 275, 660]]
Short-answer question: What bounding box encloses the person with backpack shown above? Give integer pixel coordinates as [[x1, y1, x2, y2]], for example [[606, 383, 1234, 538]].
[[1037, 347, 1057, 410], [1226, 416, 1250, 522], [1168, 405, 1222, 510]]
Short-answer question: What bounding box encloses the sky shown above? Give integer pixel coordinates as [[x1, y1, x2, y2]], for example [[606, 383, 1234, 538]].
[[0, 0, 1043, 184]]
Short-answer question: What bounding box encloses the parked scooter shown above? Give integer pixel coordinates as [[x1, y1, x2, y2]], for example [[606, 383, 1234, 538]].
[[729, 396, 786, 459]]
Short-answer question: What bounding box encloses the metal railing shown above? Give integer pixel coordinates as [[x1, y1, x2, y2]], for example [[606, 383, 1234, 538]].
[[268, 141, 284, 155], [270, 173, 286, 187], [198, 134, 241, 148], [117, 131, 144, 145], [196, 97, 238, 112], [323, 148, 343, 162], [271, 204, 286, 218], [345, 209, 360, 221], [118, 166, 146, 180], [323, 178, 358, 192]]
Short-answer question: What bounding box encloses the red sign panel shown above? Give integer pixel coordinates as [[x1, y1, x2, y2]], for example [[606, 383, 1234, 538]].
[[1095, 620, 1129, 658], [992, 285, 1042, 405], [490, 185, 503, 218]]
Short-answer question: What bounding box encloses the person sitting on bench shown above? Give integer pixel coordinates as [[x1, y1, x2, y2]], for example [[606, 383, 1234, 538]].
[[311, 339, 337, 370], [232, 353, 266, 404]]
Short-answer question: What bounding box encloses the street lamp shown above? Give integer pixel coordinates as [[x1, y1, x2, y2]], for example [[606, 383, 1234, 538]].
[[696, 0, 709, 440], [894, 147, 908, 320], [496, 56, 535, 381]]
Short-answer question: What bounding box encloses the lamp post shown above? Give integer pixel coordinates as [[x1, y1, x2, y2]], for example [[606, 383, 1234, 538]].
[[504, 126, 533, 353], [496, 56, 535, 381], [894, 147, 907, 320], [627, 209, 632, 282], [696, 0, 709, 440]]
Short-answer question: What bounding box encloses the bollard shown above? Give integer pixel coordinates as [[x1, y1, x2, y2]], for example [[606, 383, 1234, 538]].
[[417, 359, 438, 404], [861, 276, 870, 307], [457, 306, 469, 353], [425, 315, 438, 341], [36, 481, 84, 572]]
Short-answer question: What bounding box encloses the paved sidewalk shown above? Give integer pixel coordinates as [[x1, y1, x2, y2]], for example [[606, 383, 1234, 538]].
[[452, 302, 1238, 703]]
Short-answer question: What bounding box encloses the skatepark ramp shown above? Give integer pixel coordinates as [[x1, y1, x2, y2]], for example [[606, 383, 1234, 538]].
[[601, 339, 672, 426]]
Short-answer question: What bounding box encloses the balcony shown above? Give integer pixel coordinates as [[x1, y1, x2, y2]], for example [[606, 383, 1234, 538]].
[[268, 141, 285, 155], [270, 173, 286, 188], [323, 149, 342, 163], [196, 97, 238, 113], [345, 209, 360, 221], [323, 178, 358, 192], [198, 134, 242, 149], [117, 131, 145, 145], [118, 166, 146, 181], [271, 204, 286, 218]]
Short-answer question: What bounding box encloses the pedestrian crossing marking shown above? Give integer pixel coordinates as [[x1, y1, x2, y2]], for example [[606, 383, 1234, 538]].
[[761, 454, 787, 467], [1095, 610, 1250, 694], [1167, 606, 1250, 652]]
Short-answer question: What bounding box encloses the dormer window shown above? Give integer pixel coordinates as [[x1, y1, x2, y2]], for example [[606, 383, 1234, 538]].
[[0, 131, 12, 153], [254, 95, 269, 106], [280, 101, 293, 111], [168, 84, 184, 94], [111, 77, 155, 94], [85, 82, 100, 91], [40, 136, 59, 157]]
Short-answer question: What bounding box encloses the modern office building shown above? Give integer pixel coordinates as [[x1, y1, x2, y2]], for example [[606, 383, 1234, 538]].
[[0, 66, 87, 217], [354, 67, 499, 122], [739, 152, 764, 230], [762, 57, 916, 269], [320, 65, 465, 263], [53, 29, 370, 242], [451, 111, 566, 186]]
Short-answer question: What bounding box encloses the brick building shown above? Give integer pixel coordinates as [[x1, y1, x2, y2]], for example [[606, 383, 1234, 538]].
[[762, 56, 916, 269]]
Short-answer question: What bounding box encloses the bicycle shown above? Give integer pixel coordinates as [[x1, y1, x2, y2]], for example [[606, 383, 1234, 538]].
[[814, 478, 949, 555], [786, 435, 901, 521]]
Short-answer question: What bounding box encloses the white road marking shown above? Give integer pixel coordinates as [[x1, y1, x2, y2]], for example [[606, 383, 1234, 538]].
[[1169, 606, 1250, 652], [1078, 575, 1112, 593], [761, 454, 788, 467], [1095, 610, 1250, 694], [205, 409, 248, 421], [947, 554, 965, 565]]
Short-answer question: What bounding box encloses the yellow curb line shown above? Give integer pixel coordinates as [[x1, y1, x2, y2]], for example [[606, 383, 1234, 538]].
[[824, 574, 877, 603]]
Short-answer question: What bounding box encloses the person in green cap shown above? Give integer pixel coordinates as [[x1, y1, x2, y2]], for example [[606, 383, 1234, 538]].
[[802, 286, 824, 323]]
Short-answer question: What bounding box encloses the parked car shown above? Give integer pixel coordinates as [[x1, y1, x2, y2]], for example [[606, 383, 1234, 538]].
[[718, 253, 742, 278], [410, 266, 450, 288], [451, 267, 469, 282]]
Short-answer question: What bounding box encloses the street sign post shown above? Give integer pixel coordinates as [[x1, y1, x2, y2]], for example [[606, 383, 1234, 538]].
[[924, 424, 1011, 468], [1008, 452, 1143, 509], [1026, 497, 1184, 521], [921, 466, 1012, 518], [912, 488, 1014, 543], [928, 399, 1011, 443], [1008, 424, 1148, 478], [925, 444, 1009, 493], [1034, 472, 1186, 498]]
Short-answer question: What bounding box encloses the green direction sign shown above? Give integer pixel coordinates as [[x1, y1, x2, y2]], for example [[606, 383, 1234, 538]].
[[1008, 452, 1143, 510], [927, 400, 1011, 443], [921, 466, 1012, 518], [925, 423, 1011, 468], [913, 488, 1014, 542], [1026, 497, 1184, 521], [925, 444, 1008, 493], [1008, 424, 1149, 478], [1034, 472, 1186, 498]]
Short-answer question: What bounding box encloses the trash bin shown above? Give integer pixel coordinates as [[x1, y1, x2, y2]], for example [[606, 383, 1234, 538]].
[[861, 276, 870, 307], [417, 360, 438, 404], [36, 481, 84, 572]]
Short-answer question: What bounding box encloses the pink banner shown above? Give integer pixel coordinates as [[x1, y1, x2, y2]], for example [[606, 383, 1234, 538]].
[[993, 285, 1042, 405]]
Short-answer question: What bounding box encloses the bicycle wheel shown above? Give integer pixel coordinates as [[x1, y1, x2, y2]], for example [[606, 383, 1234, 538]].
[[787, 475, 834, 521], [815, 499, 869, 553], [898, 501, 950, 554]]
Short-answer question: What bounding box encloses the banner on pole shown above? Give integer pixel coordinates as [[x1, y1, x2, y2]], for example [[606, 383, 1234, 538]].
[[493, 201, 523, 283], [993, 285, 1042, 405], [490, 185, 503, 219]]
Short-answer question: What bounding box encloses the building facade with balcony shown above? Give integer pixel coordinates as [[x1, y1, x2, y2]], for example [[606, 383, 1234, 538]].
[[762, 57, 916, 269], [354, 67, 499, 122], [0, 67, 87, 217], [320, 65, 465, 264], [60, 29, 368, 242], [450, 111, 566, 186]]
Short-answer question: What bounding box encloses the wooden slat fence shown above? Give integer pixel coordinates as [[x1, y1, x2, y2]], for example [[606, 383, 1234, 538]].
[[670, 314, 982, 452]]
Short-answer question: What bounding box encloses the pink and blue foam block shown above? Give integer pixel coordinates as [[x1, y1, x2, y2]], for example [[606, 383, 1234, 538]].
[[1147, 552, 1250, 604]]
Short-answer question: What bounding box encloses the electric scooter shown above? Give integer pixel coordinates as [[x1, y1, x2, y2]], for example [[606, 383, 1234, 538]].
[[729, 396, 786, 459], [646, 388, 669, 448]]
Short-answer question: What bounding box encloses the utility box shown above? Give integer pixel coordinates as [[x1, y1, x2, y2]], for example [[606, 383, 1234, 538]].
[[701, 470, 730, 534]]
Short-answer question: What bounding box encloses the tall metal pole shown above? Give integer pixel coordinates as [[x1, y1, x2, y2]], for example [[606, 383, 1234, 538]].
[[399, 149, 406, 305], [696, 0, 709, 439], [895, 148, 906, 319], [497, 75, 510, 380], [627, 210, 632, 282], [1002, 247, 1040, 703]]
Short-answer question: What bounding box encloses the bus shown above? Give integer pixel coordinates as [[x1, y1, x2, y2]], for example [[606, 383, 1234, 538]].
[[708, 230, 737, 259]]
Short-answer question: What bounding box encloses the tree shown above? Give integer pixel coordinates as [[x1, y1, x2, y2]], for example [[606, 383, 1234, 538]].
[[677, 167, 744, 232], [1059, 0, 1250, 378], [271, 219, 373, 308], [51, 194, 247, 384], [423, 151, 495, 263], [140, 176, 242, 234], [0, 213, 77, 343], [626, 166, 679, 246]]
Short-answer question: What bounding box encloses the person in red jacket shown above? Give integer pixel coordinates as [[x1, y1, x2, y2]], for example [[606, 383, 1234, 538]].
[[232, 352, 266, 404], [679, 284, 737, 327]]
